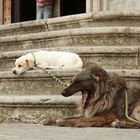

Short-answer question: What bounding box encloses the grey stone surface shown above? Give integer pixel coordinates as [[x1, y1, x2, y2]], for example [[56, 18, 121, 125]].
[[0, 95, 81, 124], [1, 11, 140, 37], [0, 69, 140, 96], [108, 0, 140, 11], [0, 27, 140, 52], [0, 123, 139, 140]]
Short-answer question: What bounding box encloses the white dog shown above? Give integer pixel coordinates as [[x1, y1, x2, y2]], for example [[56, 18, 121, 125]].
[[12, 51, 83, 75]]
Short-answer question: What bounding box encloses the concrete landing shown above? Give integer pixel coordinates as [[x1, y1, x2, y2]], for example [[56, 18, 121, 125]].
[[0, 123, 139, 140]]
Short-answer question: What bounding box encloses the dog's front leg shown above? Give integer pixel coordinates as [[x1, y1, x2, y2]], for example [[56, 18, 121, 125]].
[[56, 117, 84, 127], [75, 112, 117, 127], [56, 116, 108, 127], [37, 63, 58, 69], [37, 62, 49, 69], [56, 112, 117, 127]]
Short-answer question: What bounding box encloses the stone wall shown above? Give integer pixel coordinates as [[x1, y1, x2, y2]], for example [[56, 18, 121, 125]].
[[108, 0, 140, 11]]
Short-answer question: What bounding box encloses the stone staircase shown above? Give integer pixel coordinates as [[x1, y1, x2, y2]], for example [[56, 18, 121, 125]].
[[0, 11, 140, 124]]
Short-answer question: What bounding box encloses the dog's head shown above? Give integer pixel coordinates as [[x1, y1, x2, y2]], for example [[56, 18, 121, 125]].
[[62, 64, 109, 107], [12, 53, 35, 75]]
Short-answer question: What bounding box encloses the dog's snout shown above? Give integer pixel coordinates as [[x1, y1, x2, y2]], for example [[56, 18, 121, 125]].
[[62, 90, 66, 96], [62, 90, 72, 97], [12, 70, 17, 75], [62, 90, 67, 97]]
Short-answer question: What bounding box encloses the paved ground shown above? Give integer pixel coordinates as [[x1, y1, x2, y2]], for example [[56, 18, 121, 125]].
[[0, 123, 139, 140]]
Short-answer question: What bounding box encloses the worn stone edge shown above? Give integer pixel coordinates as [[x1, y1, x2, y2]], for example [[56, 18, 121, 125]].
[[0, 69, 140, 79], [1, 11, 140, 31], [0, 46, 140, 59], [0, 27, 140, 43], [0, 95, 80, 107]]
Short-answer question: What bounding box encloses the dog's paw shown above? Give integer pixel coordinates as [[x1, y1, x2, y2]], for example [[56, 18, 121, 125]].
[[56, 119, 65, 126], [112, 119, 125, 128], [42, 120, 49, 125], [41, 119, 56, 126]]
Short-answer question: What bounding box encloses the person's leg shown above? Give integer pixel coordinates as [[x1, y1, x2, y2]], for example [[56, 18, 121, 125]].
[[36, 7, 43, 19], [43, 5, 53, 19]]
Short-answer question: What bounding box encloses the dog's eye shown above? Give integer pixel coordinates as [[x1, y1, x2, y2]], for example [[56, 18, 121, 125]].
[[18, 65, 22, 68], [75, 81, 79, 86], [70, 80, 74, 83]]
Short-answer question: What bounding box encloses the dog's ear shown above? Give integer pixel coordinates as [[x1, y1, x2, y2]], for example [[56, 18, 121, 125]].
[[91, 67, 108, 82], [92, 72, 108, 82], [26, 59, 34, 68]]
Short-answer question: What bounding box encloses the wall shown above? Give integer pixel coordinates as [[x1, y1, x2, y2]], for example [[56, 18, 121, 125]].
[[0, 0, 3, 25], [108, 0, 140, 11]]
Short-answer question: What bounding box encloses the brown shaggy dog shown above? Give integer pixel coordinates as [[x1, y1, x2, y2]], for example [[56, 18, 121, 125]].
[[56, 64, 140, 128]]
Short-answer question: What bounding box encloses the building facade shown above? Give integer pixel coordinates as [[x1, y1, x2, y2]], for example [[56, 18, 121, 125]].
[[0, 0, 140, 25]]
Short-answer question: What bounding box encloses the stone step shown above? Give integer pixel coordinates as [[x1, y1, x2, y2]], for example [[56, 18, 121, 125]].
[[0, 69, 140, 96], [0, 46, 140, 71], [0, 27, 140, 52], [0, 68, 140, 123], [0, 95, 81, 123], [0, 11, 140, 37]]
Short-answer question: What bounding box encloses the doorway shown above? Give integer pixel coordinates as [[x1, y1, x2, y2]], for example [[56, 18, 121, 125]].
[[20, 0, 36, 21], [60, 0, 86, 16], [11, 0, 36, 23], [11, 0, 86, 23]]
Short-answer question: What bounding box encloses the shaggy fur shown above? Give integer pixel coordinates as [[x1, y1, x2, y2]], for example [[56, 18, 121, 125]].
[[56, 64, 140, 128]]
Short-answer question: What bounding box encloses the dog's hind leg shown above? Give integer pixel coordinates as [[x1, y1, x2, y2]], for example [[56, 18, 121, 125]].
[[112, 104, 140, 129], [112, 119, 140, 129], [131, 104, 140, 122]]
